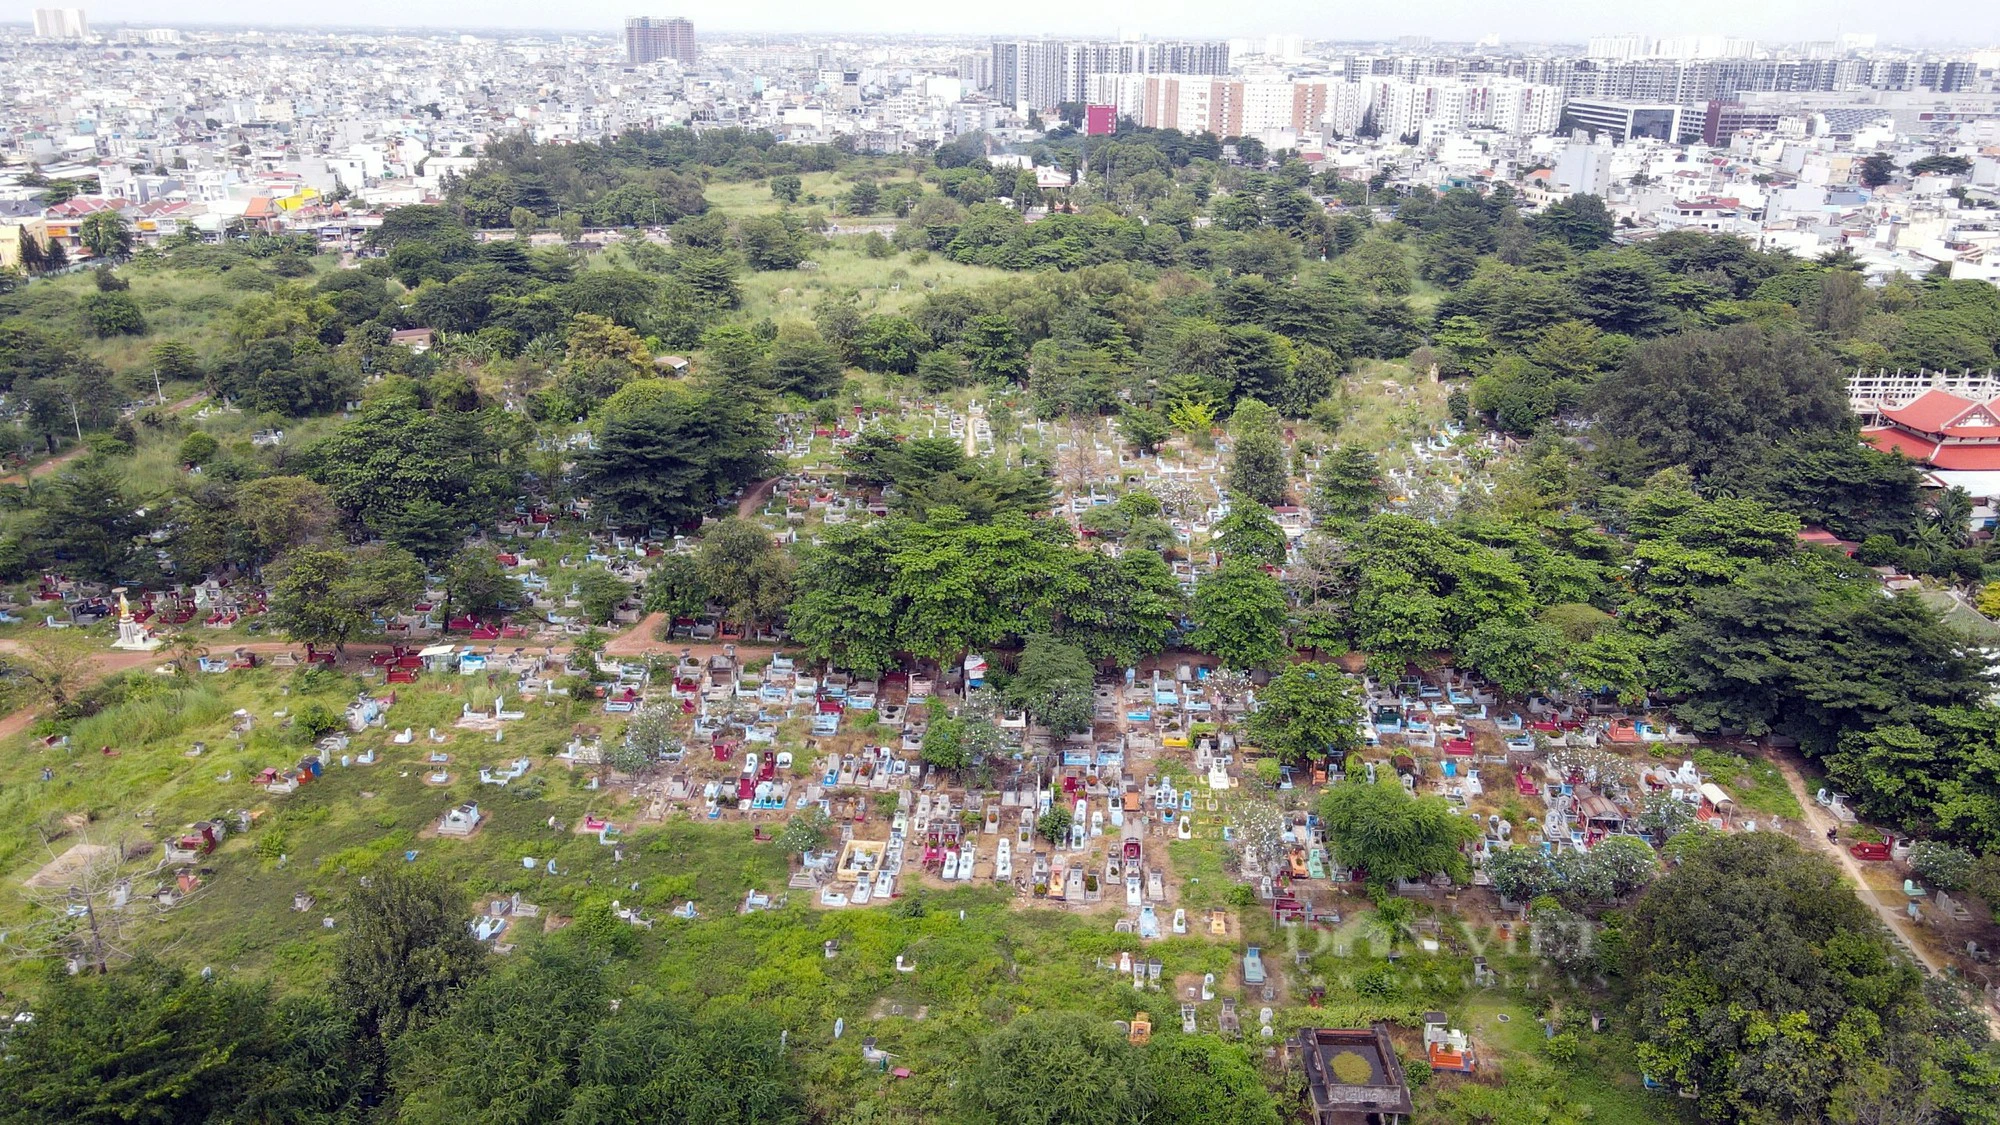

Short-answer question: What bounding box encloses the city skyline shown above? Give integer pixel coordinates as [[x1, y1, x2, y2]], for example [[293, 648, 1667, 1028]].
[[7, 1, 1997, 47]]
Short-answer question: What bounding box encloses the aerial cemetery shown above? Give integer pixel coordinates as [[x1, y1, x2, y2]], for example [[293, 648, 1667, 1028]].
[[2, 117, 1997, 1122]]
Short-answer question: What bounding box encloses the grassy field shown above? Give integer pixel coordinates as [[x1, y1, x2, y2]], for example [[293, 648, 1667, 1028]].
[[1331, 360, 1453, 464], [737, 243, 1016, 324], [704, 164, 924, 218], [10, 261, 258, 371]]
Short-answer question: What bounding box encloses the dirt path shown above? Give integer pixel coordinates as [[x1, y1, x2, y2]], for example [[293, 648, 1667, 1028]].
[[737, 477, 779, 518], [1770, 752, 1944, 973], [0, 447, 86, 488], [1768, 750, 2000, 1032], [598, 613, 791, 661], [0, 393, 210, 487]]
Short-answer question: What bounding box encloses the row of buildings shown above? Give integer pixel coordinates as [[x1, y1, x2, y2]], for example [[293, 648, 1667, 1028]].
[[1087, 74, 1564, 140], [982, 37, 2000, 151], [0, 24, 1997, 281], [989, 38, 1232, 113]]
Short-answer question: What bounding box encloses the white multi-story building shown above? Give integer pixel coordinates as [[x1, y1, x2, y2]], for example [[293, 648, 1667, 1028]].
[[993, 39, 1229, 113], [1487, 81, 1565, 136], [32, 8, 89, 39], [1091, 73, 1563, 141]]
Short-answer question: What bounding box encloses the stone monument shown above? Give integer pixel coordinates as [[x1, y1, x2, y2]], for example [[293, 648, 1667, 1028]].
[[110, 587, 160, 651]]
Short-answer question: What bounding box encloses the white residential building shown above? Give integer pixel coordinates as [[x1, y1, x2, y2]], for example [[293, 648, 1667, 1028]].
[[32, 8, 89, 39]]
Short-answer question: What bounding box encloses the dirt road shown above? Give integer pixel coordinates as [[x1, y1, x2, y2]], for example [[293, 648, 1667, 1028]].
[[737, 477, 779, 518], [599, 613, 790, 661], [0, 638, 328, 741], [1769, 750, 2000, 1033]]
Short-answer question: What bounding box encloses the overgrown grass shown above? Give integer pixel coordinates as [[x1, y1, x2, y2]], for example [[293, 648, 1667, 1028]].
[[69, 686, 231, 750], [1687, 748, 1802, 820], [703, 166, 922, 218], [736, 244, 1016, 324], [1333, 360, 1451, 468], [13, 267, 253, 370]]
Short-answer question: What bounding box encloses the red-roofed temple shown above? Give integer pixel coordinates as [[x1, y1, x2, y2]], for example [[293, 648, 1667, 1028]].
[[1861, 387, 2000, 471]]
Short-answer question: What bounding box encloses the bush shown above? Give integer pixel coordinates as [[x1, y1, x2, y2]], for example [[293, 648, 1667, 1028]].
[[81, 291, 146, 336], [1036, 803, 1072, 844], [178, 431, 220, 466], [1354, 967, 1402, 998], [289, 664, 350, 694], [778, 807, 832, 854], [1329, 1050, 1374, 1083], [293, 701, 342, 743], [1252, 757, 1283, 789], [1907, 840, 1975, 890]]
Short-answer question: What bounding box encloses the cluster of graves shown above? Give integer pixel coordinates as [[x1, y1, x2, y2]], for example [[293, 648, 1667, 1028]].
[[26, 573, 265, 633], [1340, 667, 1762, 899], [1383, 421, 1512, 518]]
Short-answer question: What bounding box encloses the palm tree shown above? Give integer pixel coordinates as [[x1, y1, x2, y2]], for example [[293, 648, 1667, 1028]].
[[1927, 486, 1975, 548]]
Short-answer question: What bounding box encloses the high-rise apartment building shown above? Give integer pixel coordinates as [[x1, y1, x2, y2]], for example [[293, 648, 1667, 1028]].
[[32, 8, 89, 39], [954, 52, 993, 91], [1555, 55, 1973, 108], [1089, 73, 1561, 141], [992, 39, 1229, 113], [625, 17, 695, 66]]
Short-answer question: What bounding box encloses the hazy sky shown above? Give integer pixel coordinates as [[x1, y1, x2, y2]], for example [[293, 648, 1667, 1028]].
[[19, 0, 2000, 45]]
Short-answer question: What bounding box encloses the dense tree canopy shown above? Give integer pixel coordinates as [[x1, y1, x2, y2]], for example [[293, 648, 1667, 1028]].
[[1626, 833, 1996, 1123], [578, 383, 773, 531]]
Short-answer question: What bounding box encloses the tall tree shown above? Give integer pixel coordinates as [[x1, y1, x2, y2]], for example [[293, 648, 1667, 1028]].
[[1319, 774, 1481, 890], [1211, 501, 1287, 566], [308, 393, 512, 559], [267, 545, 424, 652], [962, 1011, 1142, 1125], [1244, 661, 1363, 762], [1007, 634, 1096, 736], [1053, 549, 1183, 668], [1626, 833, 1985, 1123], [1190, 557, 1289, 670], [0, 962, 363, 1125], [1589, 324, 1855, 492], [1226, 398, 1287, 505], [333, 867, 486, 1046], [77, 210, 133, 259], [1312, 446, 1384, 527], [444, 548, 522, 622], [578, 386, 773, 530], [766, 325, 845, 399], [694, 517, 794, 635], [37, 463, 150, 581]]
